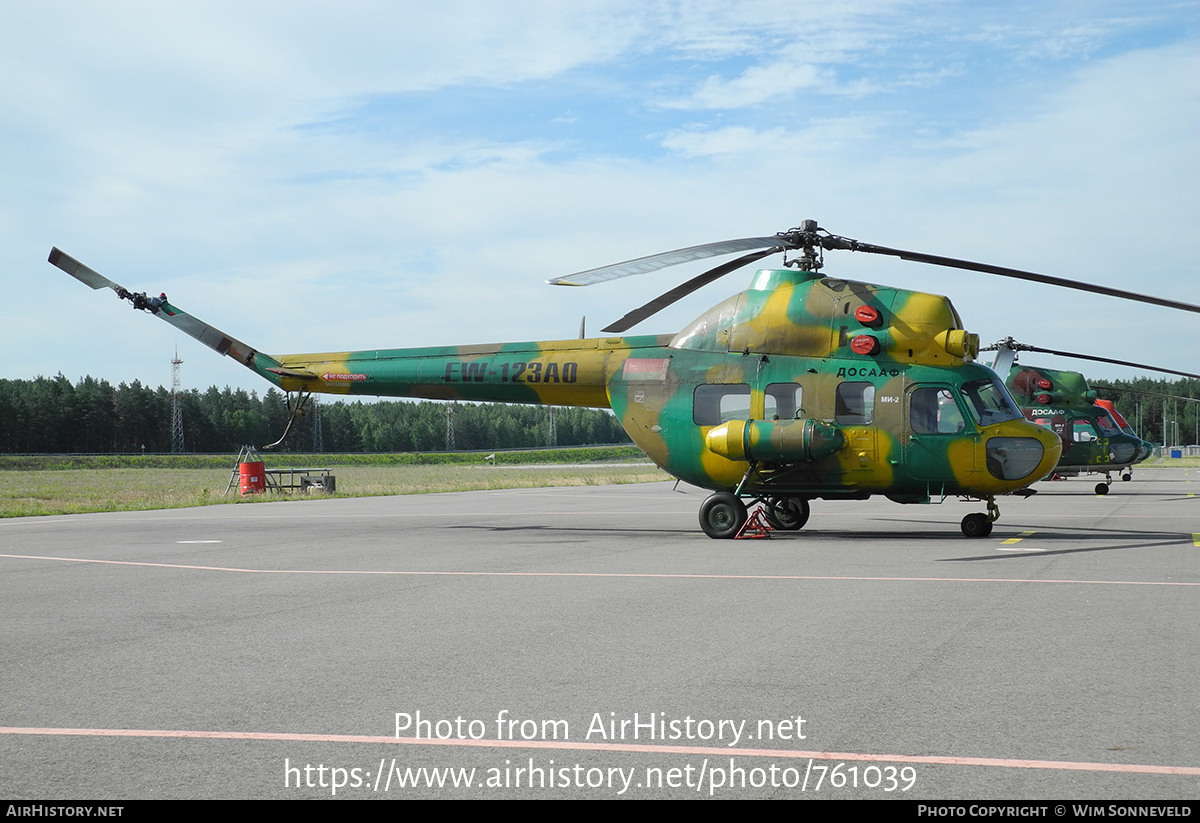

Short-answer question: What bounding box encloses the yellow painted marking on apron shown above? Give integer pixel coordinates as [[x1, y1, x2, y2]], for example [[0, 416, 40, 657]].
[[1001, 530, 1036, 545]]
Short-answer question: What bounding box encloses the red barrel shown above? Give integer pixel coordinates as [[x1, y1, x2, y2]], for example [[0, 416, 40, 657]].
[[238, 462, 266, 495]]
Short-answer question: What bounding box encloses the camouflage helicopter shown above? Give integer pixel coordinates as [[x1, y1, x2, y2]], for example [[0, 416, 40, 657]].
[[985, 338, 1197, 494], [48, 220, 1199, 538], [1093, 400, 1155, 470]]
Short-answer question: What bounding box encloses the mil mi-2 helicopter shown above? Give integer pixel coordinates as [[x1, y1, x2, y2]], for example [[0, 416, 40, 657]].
[[985, 338, 1197, 495], [48, 220, 1199, 538]]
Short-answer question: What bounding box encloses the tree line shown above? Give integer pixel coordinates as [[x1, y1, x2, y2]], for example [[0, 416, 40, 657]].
[[0, 374, 631, 454]]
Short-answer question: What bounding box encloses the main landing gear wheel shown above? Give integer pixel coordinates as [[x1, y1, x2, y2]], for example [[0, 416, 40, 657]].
[[1095, 483, 1110, 495], [763, 496, 810, 531], [699, 492, 748, 539], [961, 512, 993, 538]]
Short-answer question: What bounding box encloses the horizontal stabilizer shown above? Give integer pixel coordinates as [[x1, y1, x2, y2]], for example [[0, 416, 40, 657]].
[[266, 366, 319, 380]]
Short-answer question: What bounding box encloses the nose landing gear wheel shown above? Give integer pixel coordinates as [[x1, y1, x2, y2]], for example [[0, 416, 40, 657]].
[[961, 512, 993, 538], [763, 497, 810, 531], [699, 492, 748, 539]]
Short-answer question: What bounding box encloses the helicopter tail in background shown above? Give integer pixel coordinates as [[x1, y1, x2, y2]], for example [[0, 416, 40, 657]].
[[48, 247, 284, 383]]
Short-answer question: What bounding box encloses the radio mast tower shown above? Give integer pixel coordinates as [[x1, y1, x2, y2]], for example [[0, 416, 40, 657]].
[[170, 346, 185, 453]]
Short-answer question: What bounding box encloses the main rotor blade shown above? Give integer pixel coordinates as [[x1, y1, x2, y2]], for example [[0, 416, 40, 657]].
[[549, 236, 782, 286], [847, 242, 1200, 314], [601, 247, 781, 333], [1093, 386, 1200, 404], [1007, 344, 1200, 380]]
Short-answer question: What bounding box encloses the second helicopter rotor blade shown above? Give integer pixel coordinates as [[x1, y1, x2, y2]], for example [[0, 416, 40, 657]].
[[1007, 344, 1200, 380], [549, 236, 782, 287], [600, 247, 781, 333]]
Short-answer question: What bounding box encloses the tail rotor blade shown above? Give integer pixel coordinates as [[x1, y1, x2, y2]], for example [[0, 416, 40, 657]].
[[49, 247, 124, 291]]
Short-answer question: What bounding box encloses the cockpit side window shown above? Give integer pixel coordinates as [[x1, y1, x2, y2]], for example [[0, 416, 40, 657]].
[[1095, 413, 1121, 437], [960, 378, 1023, 427], [1072, 419, 1099, 442], [693, 384, 751, 425]]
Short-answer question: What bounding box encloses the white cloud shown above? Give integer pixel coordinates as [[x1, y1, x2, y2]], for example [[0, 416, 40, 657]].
[[678, 63, 830, 109]]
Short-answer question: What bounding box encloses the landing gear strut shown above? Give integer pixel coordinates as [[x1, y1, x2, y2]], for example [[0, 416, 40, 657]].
[[961, 497, 998, 538]]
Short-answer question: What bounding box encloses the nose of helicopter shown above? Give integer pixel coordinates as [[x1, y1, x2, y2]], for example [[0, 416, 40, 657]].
[[980, 420, 1062, 487]]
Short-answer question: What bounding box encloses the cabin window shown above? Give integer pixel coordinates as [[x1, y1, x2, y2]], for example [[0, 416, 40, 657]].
[[835, 382, 875, 425], [1072, 419, 1099, 442], [693, 384, 751, 425], [909, 386, 966, 434], [764, 383, 804, 420]]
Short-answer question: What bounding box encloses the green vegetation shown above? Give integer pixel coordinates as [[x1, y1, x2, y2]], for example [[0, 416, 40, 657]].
[[0, 450, 668, 518], [0, 445, 647, 471], [1141, 455, 1200, 468], [0, 374, 660, 517], [0, 375, 631, 453]]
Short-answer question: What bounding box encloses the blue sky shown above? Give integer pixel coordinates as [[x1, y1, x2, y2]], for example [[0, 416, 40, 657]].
[[3, 0, 1197, 396]]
